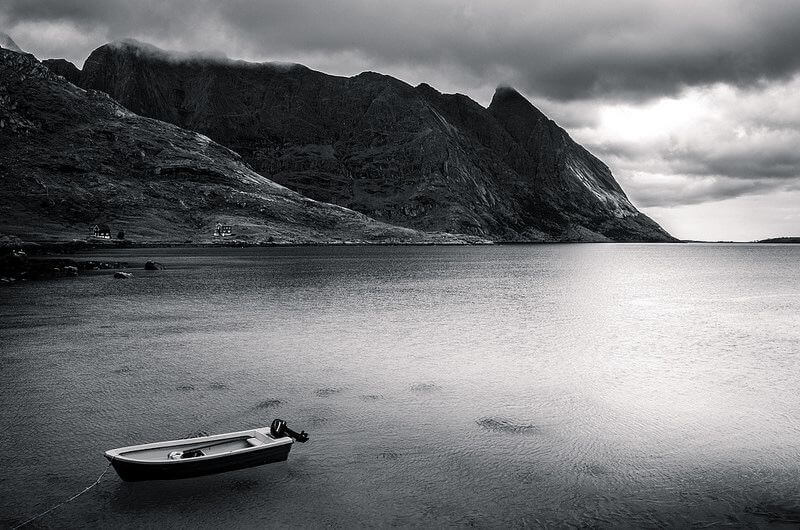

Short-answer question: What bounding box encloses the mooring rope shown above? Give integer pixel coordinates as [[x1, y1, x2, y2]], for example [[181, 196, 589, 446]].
[[13, 461, 113, 529], [12, 410, 263, 528]]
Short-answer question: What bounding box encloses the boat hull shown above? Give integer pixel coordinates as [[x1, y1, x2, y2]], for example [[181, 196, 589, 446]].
[[106, 442, 292, 481]]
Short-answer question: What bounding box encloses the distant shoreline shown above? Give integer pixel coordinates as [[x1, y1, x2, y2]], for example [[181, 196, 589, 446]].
[[0, 238, 494, 256], [2, 237, 798, 258], [682, 237, 800, 244]]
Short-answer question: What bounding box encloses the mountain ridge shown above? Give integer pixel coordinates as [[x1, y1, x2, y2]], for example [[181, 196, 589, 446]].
[[55, 39, 674, 243]]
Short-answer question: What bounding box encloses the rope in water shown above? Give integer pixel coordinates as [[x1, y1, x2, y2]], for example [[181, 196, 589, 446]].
[[12, 413, 257, 528], [13, 461, 113, 529]]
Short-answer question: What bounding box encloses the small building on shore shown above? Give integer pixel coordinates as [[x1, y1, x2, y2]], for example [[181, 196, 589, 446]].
[[92, 224, 112, 239], [214, 223, 233, 237]]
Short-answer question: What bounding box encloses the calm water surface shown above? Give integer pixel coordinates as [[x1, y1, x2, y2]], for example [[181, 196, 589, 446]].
[[1, 244, 799, 528]]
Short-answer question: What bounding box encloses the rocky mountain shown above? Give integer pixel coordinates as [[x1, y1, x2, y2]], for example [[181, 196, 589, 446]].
[[0, 47, 479, 244], [58, 39, 674, 242], [42, 58, 82, 85]]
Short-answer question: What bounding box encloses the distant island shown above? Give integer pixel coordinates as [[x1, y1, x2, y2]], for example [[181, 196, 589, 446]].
[[682, 238, 800, 244], [756, 237, 800, 243]]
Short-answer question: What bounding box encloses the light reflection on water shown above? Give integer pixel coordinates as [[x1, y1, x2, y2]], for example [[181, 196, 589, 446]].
[[1, 244, 799, 527]]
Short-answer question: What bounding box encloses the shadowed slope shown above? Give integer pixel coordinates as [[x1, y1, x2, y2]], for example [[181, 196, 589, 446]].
[[0, 48, 481, 244]]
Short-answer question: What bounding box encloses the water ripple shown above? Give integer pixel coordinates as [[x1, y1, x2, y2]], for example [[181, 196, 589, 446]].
[[476, 417, 539, 434]]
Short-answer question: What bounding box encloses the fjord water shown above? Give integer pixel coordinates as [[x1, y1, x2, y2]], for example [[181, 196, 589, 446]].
[[1, 244, 799, 527]]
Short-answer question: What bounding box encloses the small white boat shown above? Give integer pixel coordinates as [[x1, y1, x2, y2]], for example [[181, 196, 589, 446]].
[[104, 419, 308, 481]]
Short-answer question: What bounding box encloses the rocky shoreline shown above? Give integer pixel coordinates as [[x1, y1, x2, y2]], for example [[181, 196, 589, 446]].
[[0, 249, 135, 283], [0, 235, 493, 256], [0, 235, 494, 284]]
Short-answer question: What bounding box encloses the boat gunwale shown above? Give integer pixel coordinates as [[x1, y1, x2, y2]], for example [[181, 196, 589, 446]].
[[104, 427, 293, 464]]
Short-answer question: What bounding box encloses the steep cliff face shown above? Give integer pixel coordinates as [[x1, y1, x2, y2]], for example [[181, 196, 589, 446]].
[[485, 87, 668, 241], [0, 47, 478, 244], [68, 40, 673, 242]]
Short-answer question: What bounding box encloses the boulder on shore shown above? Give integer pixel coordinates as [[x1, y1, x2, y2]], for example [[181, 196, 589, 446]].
[[144, 260, 165, 270], [113, 271, 133, 279], [0, 249, 29, 278]]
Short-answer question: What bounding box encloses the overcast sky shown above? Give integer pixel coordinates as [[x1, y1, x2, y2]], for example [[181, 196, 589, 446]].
[[3, 0, 799, 240]]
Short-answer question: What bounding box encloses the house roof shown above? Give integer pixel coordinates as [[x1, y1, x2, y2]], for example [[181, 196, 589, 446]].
[[95, 223, 111, 232]]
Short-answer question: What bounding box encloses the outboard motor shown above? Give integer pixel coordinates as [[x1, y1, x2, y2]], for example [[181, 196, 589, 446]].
[[270, 419, 287, 437], [270, 418, 309, 443]]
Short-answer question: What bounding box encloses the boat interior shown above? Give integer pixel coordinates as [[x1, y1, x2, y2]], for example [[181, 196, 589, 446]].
[[118, 430, 274, 462]]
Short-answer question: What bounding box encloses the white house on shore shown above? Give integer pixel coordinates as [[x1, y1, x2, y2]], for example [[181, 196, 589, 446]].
[[92, 224, 112, 239], [214, 223, 233, 237]]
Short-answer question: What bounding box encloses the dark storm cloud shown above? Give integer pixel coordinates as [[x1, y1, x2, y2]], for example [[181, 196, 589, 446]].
[[593, 135, 800, 182], [666, 146, 800, 181], [583, 78, 800, 209], [626, 177, 796, 209], [5, 0, 800, 102]]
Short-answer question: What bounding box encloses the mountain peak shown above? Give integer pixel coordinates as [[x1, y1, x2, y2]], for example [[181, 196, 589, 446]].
[[0, 32, 23, 53], [489, 85, 547, 120], [493, 84, 523, 99]]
